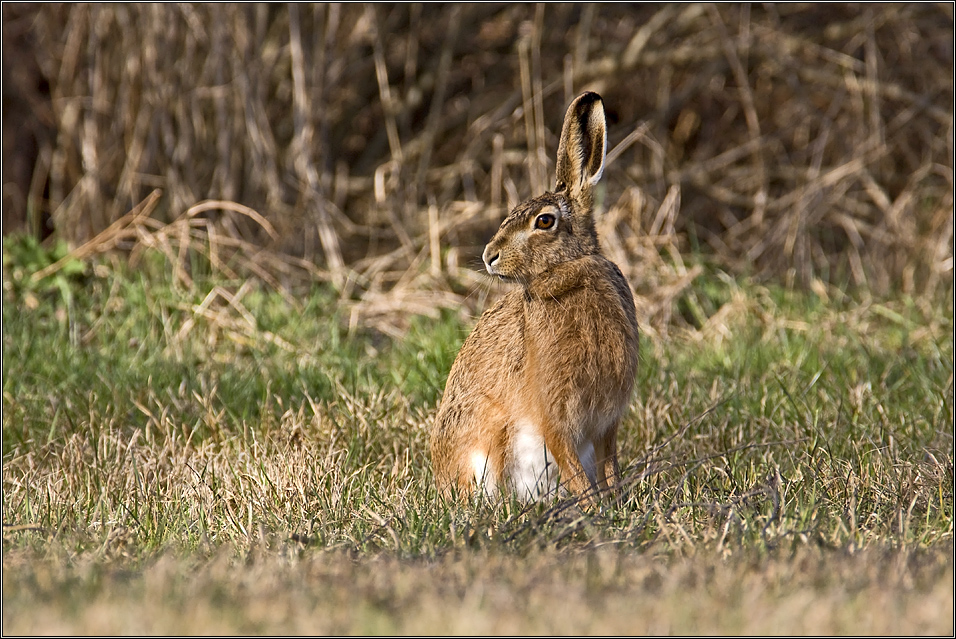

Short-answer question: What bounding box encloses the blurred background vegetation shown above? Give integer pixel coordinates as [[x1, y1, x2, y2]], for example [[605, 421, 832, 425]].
[[3, 3, 953, 333]]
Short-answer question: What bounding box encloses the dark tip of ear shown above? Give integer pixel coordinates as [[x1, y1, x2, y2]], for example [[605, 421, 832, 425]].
[[573, 92, 603, 114]]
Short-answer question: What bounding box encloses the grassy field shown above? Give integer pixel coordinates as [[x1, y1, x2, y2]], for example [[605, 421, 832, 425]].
[[2, 242, 953, 634]]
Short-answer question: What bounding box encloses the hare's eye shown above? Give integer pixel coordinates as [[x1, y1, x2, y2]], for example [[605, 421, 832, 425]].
[[534, 213, 556, 230]]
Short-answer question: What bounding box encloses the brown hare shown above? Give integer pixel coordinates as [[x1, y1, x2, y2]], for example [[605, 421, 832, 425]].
[[431, 92, 640, 502]]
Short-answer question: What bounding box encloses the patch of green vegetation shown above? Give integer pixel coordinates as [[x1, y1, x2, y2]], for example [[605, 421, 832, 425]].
[[385, 309, 465, 407], [3, 234, 89, 302], [4, 258, 372, 453]]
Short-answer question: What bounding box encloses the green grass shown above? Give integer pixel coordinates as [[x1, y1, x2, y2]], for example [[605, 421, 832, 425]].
[[2, 248, 953, 634]]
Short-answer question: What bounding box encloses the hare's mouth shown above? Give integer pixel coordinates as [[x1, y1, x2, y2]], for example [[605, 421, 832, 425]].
[[482, 265, 517, 283], [485, 264, 518, 281], [489, 272, 526, 286]]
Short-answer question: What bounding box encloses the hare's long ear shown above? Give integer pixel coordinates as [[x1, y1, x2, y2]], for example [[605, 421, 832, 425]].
[[555, 92, 607, 203]]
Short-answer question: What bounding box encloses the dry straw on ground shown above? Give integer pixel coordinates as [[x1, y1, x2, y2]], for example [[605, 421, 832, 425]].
[[3, 4, 953, 333]]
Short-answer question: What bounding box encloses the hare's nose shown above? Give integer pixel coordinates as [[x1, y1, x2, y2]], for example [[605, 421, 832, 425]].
[[482, 247, 499, 270]]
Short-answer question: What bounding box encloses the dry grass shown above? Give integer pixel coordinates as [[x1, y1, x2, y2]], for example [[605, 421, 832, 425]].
[[3, 4, 953, 337]]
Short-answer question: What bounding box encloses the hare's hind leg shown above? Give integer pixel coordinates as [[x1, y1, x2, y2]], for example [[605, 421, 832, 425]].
[[595, 426, 621, 496], [541, 428, 598, 499], [465, 449, 498, 496], [440, 402, 511, 499]]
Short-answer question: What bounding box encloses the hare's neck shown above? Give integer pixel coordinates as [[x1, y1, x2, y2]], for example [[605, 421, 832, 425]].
[[524, 256, 599, 300]]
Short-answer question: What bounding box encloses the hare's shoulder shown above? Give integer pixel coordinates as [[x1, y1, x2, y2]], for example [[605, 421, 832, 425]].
[[583, 257, 639, 342], [532, 255, 634, 309], [591, 255, 637, 318]]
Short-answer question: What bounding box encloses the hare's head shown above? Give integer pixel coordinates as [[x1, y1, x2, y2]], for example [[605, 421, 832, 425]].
[[483, 92, 607, 284]]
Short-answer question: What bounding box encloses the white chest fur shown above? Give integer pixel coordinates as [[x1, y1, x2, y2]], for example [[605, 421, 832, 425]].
[[510, 418, 557, 500]]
